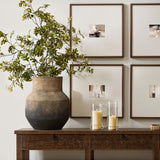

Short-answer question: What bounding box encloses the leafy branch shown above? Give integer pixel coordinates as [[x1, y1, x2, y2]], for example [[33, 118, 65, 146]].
[[0, 0, 93, 91]]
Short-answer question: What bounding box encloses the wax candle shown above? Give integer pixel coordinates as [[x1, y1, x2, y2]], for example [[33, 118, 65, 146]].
[[108, 115, 116, 130], [92, 110, 102, 130]]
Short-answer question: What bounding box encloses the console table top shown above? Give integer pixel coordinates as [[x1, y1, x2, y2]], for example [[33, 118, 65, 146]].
[[14, 128, 160, 135]]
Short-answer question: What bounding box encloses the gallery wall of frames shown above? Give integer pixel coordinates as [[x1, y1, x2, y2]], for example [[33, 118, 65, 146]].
[[69, 3, 160, 119]]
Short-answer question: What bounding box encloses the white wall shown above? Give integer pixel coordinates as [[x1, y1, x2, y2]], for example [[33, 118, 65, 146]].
[[0, 0, 160, 160]]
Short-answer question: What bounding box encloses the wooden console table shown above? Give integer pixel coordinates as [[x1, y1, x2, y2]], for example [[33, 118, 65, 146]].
[[15, 128, 160, 160]]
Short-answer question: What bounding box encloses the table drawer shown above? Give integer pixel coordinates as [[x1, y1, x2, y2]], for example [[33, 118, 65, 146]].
[[22, 134, 84, 150], [91, 134, 153, 150]]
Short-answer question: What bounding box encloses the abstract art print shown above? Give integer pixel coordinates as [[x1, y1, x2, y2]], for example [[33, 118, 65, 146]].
[[149, 24, 160, 38], [149, 85, 160, 98], [89, 84, 105, 98], [89, 24, 105, 38]]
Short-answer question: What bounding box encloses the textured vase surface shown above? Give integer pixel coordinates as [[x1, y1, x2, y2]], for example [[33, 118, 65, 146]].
[[25, 77, 69, 130]]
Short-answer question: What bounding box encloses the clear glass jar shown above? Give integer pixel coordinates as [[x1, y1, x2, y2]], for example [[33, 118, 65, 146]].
[[107, 100, 118, 130], [91, 104, 103, 130]]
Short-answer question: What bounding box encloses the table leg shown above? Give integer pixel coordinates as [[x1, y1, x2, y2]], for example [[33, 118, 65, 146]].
[[85, 135, 94, 160], [153, 135, 159, 160], [91, 150, 94, 160], [85, 149, 94, 160], [17, 135, 29, 160], [22, 151, 29, 160]]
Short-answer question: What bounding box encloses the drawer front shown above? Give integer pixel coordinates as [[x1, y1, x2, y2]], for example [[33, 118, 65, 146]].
[[91, 134, 153, 150], [23, 134, 84, 150]]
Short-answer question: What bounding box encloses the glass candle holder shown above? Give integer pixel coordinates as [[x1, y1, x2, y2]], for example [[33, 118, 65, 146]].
[[91, 104, 103, 130], [107, 100, 118, 130]]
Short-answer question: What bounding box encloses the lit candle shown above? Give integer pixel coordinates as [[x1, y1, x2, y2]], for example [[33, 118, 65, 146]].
[[108, 115, 116, 130], [92, 110, 102, 130]]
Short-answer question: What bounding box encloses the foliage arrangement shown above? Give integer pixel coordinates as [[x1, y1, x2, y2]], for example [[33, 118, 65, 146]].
[[0, 0, 93, 91]]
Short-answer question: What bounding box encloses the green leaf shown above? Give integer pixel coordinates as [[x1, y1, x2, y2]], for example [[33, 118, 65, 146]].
[[0, 31, 4, 38], [24, 8, 32, 14], [44, 4, 50, 8], [8, 86, 13, 92], [8, 45, 15, 53], [10, 31, 15, 39], [19, 1, 27, 7]]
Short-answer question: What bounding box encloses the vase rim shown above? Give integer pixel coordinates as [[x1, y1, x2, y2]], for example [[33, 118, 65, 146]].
[[33, 76, 62, 80]]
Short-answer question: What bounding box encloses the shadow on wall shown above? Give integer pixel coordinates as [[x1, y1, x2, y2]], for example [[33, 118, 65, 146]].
[[30, 150, 152, 160]]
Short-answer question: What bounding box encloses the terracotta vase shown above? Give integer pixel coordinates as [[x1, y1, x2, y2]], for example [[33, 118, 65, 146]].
[[25, 77, 69, 130]]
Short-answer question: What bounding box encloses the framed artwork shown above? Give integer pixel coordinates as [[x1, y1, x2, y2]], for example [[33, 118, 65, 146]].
[[131, 65, 160, 118], [131, 4, 160, 58], [70, 4, 124, 58], [70, 64, 124, 118]]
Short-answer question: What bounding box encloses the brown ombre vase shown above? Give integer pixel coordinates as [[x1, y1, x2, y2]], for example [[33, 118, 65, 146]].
[[25, 77, 69, 130]]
